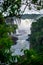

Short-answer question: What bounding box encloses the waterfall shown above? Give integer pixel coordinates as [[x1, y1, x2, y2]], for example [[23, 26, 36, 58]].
[[10, 14, 41, 56], [10, 18, 34, 56]]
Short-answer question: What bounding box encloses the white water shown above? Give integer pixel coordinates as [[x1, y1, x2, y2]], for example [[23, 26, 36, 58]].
[[10, 19, 34, 56]]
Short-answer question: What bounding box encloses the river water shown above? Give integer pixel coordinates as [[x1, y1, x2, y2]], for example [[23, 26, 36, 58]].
[[10, 19, 34, 56]]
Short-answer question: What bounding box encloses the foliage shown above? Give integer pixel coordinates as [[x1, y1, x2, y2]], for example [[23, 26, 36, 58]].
[[0, 13, 17, 64], [23, 49, 43, 65], [2, 0, 21, 17], [32, 0, 38, 3], [0, 0, 43, 17], [30, 17, 43, 54], [11, 49, 43, 65]]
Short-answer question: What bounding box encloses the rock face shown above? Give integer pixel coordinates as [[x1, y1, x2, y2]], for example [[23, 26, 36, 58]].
[[5, 17, 14, 24], [12, 36, 18, 44]]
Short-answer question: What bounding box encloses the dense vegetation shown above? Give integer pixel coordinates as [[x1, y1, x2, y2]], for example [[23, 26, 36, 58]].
[[1, 0, 21, 17], [0, 13, 17, 64], [11, 49, 43, 65], [30, 17, 43, 54]]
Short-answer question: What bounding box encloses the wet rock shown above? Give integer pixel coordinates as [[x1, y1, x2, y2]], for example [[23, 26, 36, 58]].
[[12, 36, 18, 44], [26, 38, 30, 41], [26, 34, 30, 41]]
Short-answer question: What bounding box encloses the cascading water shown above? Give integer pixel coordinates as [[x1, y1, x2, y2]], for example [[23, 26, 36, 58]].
[[10, 18, 33, 56]]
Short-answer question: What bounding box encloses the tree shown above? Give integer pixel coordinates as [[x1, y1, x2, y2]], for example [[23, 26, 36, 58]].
[[20, 0, 43, 15], [0, 0, 43, 17], [0, 12, 17, 64], [30, 17, 43, 54], [0, 0, 21, 17]]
